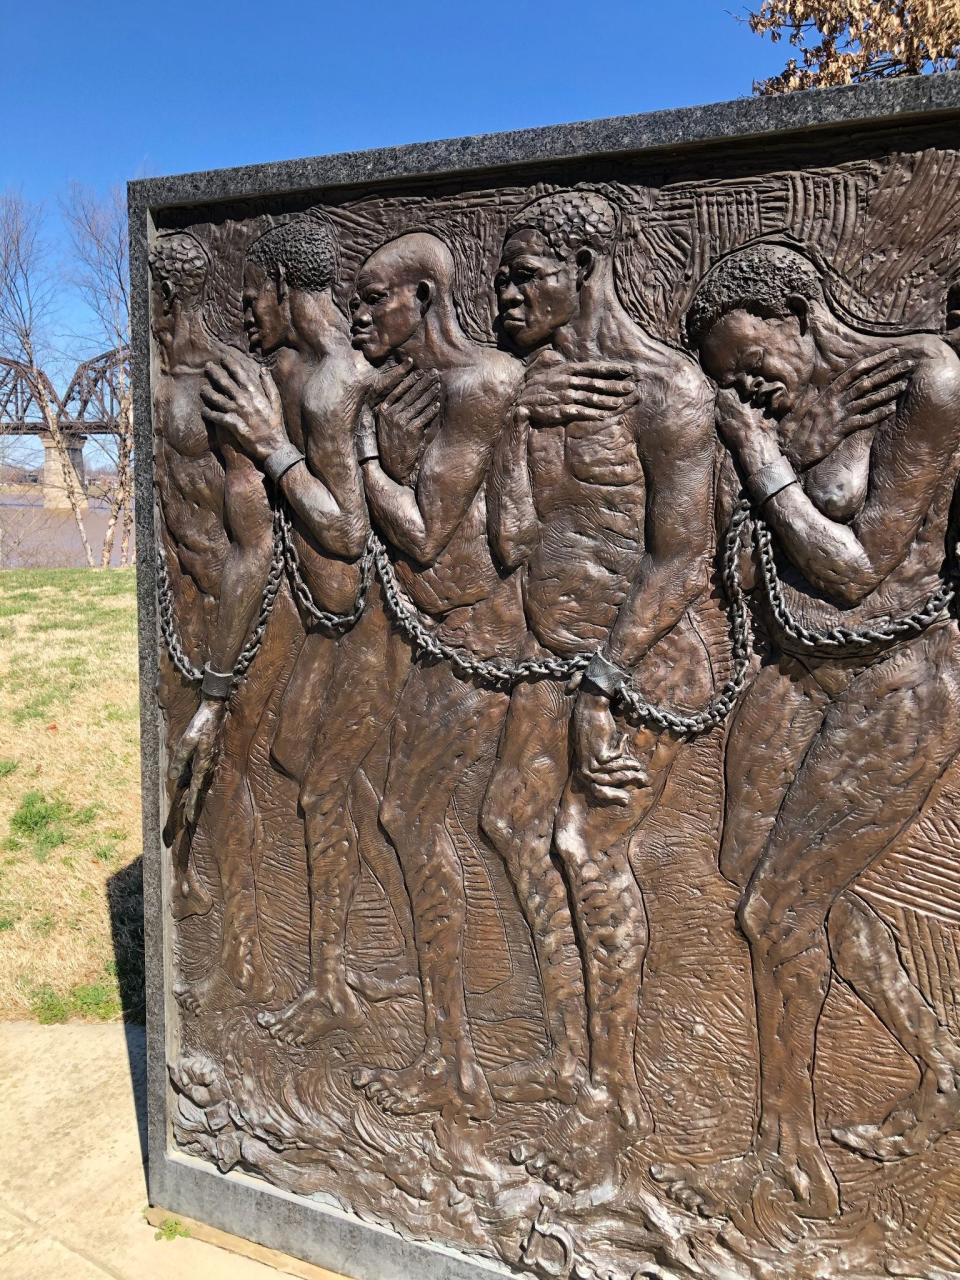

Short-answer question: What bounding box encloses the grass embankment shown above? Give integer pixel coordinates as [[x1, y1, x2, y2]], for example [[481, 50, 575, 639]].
[[0, 568, 144, 1022]]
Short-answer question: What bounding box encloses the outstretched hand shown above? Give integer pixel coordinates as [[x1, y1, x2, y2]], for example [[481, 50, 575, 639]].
[[168, 699, 227, 826], [200, 350, 286, 464], [572, 690, 649, 807]]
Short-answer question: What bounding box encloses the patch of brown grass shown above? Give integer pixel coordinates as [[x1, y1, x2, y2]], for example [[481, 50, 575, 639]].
[[0, 567, 143, 1021]]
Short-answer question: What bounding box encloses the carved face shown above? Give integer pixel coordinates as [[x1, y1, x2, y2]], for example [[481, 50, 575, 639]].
[[350, 260, 423, 365], [495, 228, 579, 352], [697, 308, 816, 418], [242, 261, 285, 356]]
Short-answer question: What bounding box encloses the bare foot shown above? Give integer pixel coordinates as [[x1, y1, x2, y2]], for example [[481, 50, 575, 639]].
[[833, 1067, 960, 1161], [353, 1050, 494, 1120], [651, 1153, 763, 1218], [488, 1050, 586, 1105], [257, 982, 364, 1047], [601, 1073, 654, 1138], [433, 1114, 530, 1202], [347, 962, 420, 1002], [170, 861, 213, 921], [169, 1053, 227, 1108], [652, 1146, 840, 1221], [174, 967, 246, 1017], [512, 1086, 641, 1197]]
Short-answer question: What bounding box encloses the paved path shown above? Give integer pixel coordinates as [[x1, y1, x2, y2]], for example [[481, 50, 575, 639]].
[[0, 1022, 339, 1279]]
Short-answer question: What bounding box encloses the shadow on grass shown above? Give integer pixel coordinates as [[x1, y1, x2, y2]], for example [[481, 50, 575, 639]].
[[108, 855, 146, 1022], [108, 855, 148, 1167]]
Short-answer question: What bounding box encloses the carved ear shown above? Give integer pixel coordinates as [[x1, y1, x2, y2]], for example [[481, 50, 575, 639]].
[[786, 293, 810, 333], [275, 262, 289, 304], [161, 280, 175, 307], [416, 280, 434, 312], [575, 247, 596, 286]]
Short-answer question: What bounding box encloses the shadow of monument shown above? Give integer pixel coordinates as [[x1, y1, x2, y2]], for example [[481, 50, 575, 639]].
[[107, 854, 148, 1167]]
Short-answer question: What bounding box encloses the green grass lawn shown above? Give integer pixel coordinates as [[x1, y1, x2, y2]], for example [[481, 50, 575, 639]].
[[0, 567, 144, 1021]]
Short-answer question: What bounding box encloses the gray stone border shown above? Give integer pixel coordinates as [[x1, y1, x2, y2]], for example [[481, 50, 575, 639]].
[[129, 71, 960, 210], [130, 74, 960, 1280]]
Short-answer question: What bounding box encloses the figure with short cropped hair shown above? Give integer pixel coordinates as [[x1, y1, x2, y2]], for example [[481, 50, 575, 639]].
[[176, 218, 370, 1015], [654, 242, 960, 1221], [149, 231, 228, 922], [481, 190, 718, 1193]]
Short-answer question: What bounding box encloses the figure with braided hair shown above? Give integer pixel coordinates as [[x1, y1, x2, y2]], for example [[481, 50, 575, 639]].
[[150, 231, 229, 922], [480, 189, 718, 1194], [654, 243, 960, 1222]]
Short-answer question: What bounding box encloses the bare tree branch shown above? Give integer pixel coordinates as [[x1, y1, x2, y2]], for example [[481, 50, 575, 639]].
[[0, 192, 95, 566], [61, 185, 133, 566]]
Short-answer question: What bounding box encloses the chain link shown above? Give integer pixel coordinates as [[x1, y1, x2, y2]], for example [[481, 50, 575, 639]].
[[155, 544, 204, 683], [371, 512, 752, 739], [155, 510, 285, 692], [231, 508, 285, 684], [614, 501, 753, 735], [156, 474, 957, 736], [370, 534, 583, 689], [277, 504, 374, 633], [752, 512, 956, 656]]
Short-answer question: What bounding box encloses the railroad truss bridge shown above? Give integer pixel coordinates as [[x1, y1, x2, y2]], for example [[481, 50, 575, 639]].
[[0, 348, 129, 508]]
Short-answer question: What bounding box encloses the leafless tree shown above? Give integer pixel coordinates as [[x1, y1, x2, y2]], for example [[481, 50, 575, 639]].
[[748, 0, 960, 93], [0, 192, 94, 566], [62, 184, 133, 567]]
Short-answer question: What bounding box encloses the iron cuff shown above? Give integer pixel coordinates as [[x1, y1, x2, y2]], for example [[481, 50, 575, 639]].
[[746, 456, 798, 507], [581, 651, 628, 700], [264, 442, 305, 485], [201, 666, 233, 700]]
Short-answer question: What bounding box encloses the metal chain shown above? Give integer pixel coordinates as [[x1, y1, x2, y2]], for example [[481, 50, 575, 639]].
[[277, 503, 373, 633], [155, 512, 284, 691], [615, 500, 754, 735], [155, 544, 203, 683], [370, 534, 582, 689], [371, 512, 752, 739], [752, 512, 956, 656], [231, 508, 285, 684]]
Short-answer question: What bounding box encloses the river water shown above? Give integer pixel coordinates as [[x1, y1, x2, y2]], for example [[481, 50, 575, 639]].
[[0, 494, 135, 569]]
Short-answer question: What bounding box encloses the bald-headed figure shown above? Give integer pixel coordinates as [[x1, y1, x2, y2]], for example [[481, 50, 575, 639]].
[[343, 231, 526, 1120]]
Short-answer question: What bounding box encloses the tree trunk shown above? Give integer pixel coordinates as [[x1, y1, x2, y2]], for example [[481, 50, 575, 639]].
[[32, 370, 95, 568]]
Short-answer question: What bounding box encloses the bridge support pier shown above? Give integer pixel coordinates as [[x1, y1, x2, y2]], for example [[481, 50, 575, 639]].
[[42, 433, 88, 510]]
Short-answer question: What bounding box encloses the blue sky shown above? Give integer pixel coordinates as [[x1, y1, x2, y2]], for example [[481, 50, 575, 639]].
[[1, 0, 785, 464], [1, 0, 784, 455], [3, 0, 784, 200]]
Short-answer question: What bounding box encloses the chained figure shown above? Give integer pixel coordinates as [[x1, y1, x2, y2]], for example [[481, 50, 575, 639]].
[[655, 243, 960, 1221], [149, 232, 229, 921], [345, 231, 526, 1119], [181, 220, 371, 1013], [156, 227, 284, 1009], [480, 191, 717, 1192]]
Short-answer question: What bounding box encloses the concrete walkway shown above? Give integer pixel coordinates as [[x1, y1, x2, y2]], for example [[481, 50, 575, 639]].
[[0, 1022, 342, 1279]]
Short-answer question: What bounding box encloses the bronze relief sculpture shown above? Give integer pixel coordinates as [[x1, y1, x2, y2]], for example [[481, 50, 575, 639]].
[[133, 81, 960, 1280]]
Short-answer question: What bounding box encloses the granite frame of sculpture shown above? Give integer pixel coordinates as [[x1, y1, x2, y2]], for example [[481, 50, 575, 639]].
[[131, 72, 960, 1280]]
